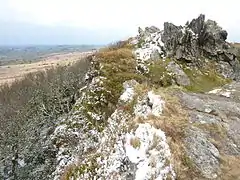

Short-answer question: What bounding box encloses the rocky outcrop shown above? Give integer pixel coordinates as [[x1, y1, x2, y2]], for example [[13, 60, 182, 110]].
[[178, 82, 240, 179], [134, 14, 240, 80]]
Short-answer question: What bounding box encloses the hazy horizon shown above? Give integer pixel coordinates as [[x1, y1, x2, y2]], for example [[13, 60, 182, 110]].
[[1, 0, 240, 45], [0, 21, 131, 46]]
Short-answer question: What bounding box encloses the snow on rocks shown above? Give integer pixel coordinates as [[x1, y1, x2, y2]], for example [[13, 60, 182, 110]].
[[64, 80, 174, 179], [119, 87, 135, 103], [208, 88, 233, 98], [51, 75, 173, 180], [207, 82, 240, 101], [124, 123, 175, 180], [134, 30, 165, 74], [93, 90, 174, 179], [134, 91, 165, 118], [50, 75, 109, 179], [119, 80, 138, 103], [95, 123, 175, 180]]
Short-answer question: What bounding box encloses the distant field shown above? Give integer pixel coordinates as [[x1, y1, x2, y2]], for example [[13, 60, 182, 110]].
[[0, 45, 100, 65], [0, 51, 94, 85]]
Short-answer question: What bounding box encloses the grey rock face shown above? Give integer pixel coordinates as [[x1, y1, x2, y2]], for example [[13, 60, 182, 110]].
[[177, 83, 240, 178], [166, 61, 190, 86], [135, 14, 240, 79], [162, 14, 236, 63], [185, 127, 220, 179]]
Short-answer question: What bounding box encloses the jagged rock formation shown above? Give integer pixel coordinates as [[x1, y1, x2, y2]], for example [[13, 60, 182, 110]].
[[1, 14, 240, 180], [134, 14, 240, 80]]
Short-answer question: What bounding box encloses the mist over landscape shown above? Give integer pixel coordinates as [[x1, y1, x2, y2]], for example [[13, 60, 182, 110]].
[[0, 21, 132, 46]]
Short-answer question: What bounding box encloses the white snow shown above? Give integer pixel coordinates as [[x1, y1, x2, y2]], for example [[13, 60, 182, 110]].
[[134, 91, 165, 118], [17, 159, 25, 167], [148, 91, 165, 117], [220, 91, 231, 98], [135, 42, 163, 62], [208, 88, 222, 94], [124, 123, 175, 180], [120, 87, 135, 103], [120, 80, 138, 103], [134, 29, 165, 74], [208, 88, 232, 98]]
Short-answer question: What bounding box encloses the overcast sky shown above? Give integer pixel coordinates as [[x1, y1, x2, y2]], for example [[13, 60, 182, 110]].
[[0, 0, 240, 45]]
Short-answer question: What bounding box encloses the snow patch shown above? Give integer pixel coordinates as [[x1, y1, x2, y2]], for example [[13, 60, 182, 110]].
[[120, 87, 135, 103], [208, 88, 232, 98], [208, 88, 222, 94], [134, 91, 165, 118], [124, 123, 175, 180], [220, 91, 231, 98], [148, 91, 165, 117]]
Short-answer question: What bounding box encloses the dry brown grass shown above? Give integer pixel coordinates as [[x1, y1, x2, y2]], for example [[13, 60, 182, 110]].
[[150, 89, 200, 179], [60, 164, 78, 180], [96, 48, 134, 64], [107, 40, 134, 50], [130, 137, 141, 149], [220, 155, 240, 180]]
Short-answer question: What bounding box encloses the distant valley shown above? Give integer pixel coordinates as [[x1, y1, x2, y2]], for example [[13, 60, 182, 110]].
[[0, 45, 101, 65]]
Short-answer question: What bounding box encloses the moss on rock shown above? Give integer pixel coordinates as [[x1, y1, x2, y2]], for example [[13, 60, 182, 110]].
[[182, 62, 231, 93], [147, 58, 173, 87]]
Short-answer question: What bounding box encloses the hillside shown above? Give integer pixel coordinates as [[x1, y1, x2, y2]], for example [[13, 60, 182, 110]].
[[0, 14, 240, 180]]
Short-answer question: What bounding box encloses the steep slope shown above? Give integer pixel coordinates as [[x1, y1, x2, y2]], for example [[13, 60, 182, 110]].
[[1, 14, 240, 180]]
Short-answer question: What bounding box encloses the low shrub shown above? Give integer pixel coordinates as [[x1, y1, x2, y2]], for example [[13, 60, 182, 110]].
[[0, 57, 90, 154]]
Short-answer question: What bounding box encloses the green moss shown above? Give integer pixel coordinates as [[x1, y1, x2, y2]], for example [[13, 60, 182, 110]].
[[137, 38, 145, 48], [147, 58, 173, 87], [99, 49, 145, 107], [182, 155, 195, 170], [182, 63, 231, 93], [63, 154, 100, 180]]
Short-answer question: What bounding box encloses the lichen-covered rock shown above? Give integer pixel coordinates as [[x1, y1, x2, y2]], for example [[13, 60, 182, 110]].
[[185, 127, 220, 179]]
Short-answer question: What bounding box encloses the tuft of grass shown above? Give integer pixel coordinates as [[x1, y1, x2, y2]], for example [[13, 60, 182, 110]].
[[60, 154, 101, 180], [220, 155, 240, 180], [107, 40, 134, 50], [130, 137, 141, 149], [94, 47, 145, 117]]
